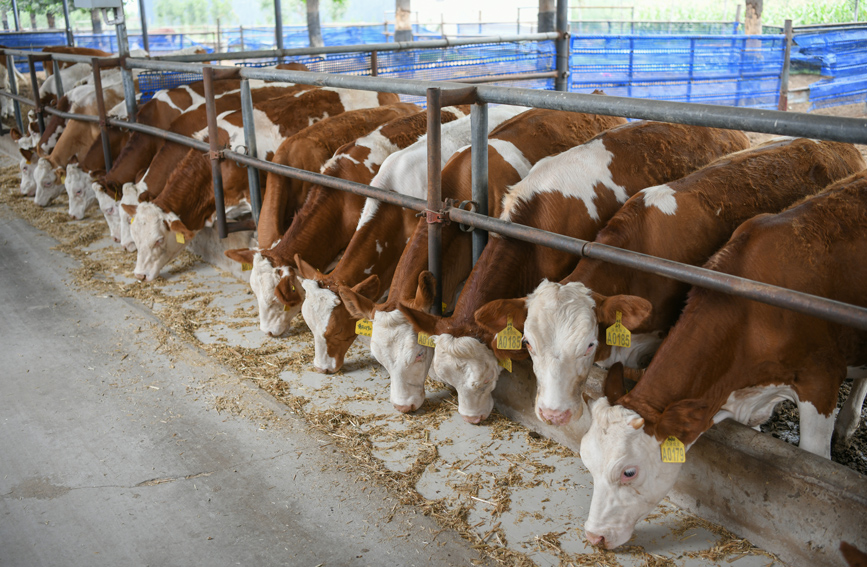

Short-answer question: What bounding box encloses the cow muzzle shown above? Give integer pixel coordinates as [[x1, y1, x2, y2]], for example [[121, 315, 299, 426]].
[[538, 406, 573, 426]]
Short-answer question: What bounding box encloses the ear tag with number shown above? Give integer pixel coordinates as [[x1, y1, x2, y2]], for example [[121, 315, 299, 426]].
[[442, 302, 448, 313], [355, 318, 373, 337], [496, 316, 523, 351], [60, 174, 66, 183], [241, 262, 253, 271], [283, 304, 291, 312], [130, 216, 135, 223], [418, 331, 436, 348], [498, 358, 512, 372], [660, 436, 686, 463], [175, 232, 185, 244], [606, 311, 632, 348]]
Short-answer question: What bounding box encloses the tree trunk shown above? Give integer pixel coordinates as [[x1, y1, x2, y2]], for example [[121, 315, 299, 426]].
[[91, 9, 103, 34], [538, 0, 555, 33], [307, 0, 324, 48], [47, 12, 56, 29], [744, 0, 762, 34], [29, 11, 37, 29], [394, 0, 411, 42]]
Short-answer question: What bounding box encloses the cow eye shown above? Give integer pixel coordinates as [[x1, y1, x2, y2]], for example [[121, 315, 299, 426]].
[[584, 342, 596, 356], [75, 190, 82, 196], [521, 337, 532, 352], [621, 467, 638, 482]]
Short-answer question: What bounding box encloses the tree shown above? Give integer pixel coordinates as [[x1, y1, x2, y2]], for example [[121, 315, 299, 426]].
[[745, 0, 762, 34], [394, 0, 410, 42], [155, 0, 235, 27], [306, 0, 322, 48], [537, 0, 554, 32]]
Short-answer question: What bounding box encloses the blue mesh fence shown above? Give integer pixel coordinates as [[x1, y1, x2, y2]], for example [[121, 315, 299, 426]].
[[570, 34, 786, 109], [789, 27, 867, 110]]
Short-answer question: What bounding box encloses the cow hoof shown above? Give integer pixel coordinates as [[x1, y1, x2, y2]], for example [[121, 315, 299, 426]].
[[462, 414, 485, 425], [313, 366, 334, 374], [134, 273, 146, 281], [393, 403, 418, 414]]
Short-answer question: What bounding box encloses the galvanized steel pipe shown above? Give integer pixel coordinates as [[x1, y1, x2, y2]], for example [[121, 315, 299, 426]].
[[471, 102, 489, 264], [239, 79, 263, 224], [203, 67, 228, 239], [427, 87, 444, 316]]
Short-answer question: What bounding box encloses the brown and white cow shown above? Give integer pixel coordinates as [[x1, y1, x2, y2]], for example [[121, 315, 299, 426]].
[[255, 102, 421, 249], [224, 106, 470, 337], [296, 105, 530, 373], [335, 108, 628, 394], [398, 122, 750, 423], [65, 125, 132, 220], [13, 98, 71, 196], [477, 137, 863, 427], [126, 88, 400, 281], [581, 172, 867, 550]]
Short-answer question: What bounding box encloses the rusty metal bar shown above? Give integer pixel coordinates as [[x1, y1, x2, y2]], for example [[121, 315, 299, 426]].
[[91, 57, 114, 173], [426, 87, 444, 316], [27, 55, 45, 135], [370, 50, 378, 76], [779, 19, 793, 111], [203, 67, 228, 239]]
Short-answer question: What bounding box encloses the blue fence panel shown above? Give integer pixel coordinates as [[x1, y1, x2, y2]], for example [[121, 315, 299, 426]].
[[790, 27, 867, 109]]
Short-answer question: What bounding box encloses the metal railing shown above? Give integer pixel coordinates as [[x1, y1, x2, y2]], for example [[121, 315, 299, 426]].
[[1, 21, 867, 332]]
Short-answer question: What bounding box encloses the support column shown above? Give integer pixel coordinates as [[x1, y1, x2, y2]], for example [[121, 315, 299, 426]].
[[555, 0, 570, 92], [11, 0, 19, 31], [240, 79, 263, 224], [203, 67, 228, 239], [395, 0, 412, 43], [471, 102, 488, 264], [104, 6, 138, 123], [62, 0, 73, 46], [138, 0, 149, 52], [274, 0, 284, 51], [778, 19, 793, 111], [425, 87, 443, 316]]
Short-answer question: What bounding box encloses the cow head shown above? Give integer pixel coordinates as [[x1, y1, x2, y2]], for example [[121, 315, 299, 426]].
[[33, 157, 66, 206], [18, 152, 36, 197], [65, 161, 97, 220], [340, 272, 436, 414], [93, 184, 122, 243], [295, 255, 380, 374], [400, 294, 500, 424], [125, 201, 193, 282], [581, 365, 699, 550], [225, 247, 303, 337], [120, 182, 147, 251]]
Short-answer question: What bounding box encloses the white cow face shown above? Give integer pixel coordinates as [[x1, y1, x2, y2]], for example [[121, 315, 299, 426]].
[[432, 334, 500, 424], [300, 278, 342, 373], [19, 158, 36, 196], [129, 201, 189, 282], [65, 164, 96, 220], [93, 186, 121, 243], [525, 281, 599, 426], [249, 254, 301, 336], [580, 398, 682, 549], [33, 158, 65, 206], [120, 182, 147, 252], [370, 310, 434, 412]]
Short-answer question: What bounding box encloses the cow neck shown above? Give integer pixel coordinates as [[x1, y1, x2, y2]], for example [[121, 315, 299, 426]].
[[154, 150, 215, 231], [255, 90, 340, 138]]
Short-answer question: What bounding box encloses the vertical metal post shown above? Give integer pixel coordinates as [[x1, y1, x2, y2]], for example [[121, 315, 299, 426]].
[[11, 0, 19, 31], [240, 79, 262, 224], [91, 58, 113, 172], [107, 6, 138, 123], [138, 0, 149, 52], [274, 0, 284, 51], [62, 0, 73, 46], [203, 67, 228, 239], [426, 87, 443, 317], [239, 26, 245, 51], [370, 50, 378, 76], [27, 55, 44, 134], [627, 37, 634, 98], [53, 59, 64, 99], [554, 0, 570, 92], [778, 19, 793, 111], [686, 37, 695, 102], [216, 18, 222, 53], [7, 54, 23, 133], [471, 102, 488, 265]]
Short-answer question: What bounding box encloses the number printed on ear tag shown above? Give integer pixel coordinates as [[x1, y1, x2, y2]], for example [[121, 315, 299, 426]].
[[497, 358, 512, 372], [241, 263, 252, 271], [660, 436, 685, 463], [418, 332, 435, 348], [496, 316, 523, 351], [355, 318, 373, 337], [605, 311, 631, 348], [175, 232, 185, 244]]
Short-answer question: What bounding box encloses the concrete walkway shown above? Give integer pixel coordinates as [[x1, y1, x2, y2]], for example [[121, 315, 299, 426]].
[[0, 203, 491, 566]]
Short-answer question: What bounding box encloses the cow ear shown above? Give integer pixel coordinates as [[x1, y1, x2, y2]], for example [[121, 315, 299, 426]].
[[293, 254, 321, 281], [10, 128, 22, 141], [121, 203, 137, 217], [656, 399, 710, 445], [594, 293, 652, 330], [603, 362, 627, 404], [169, 219, 195, 242], [410, 271, 437, 311], [274, 274, 302, 306], [352, 274, 380, 301], [20, 147, 34, 162], [68, 155, 79, 165], [225, 248, 255, 265], [338, 285, 376, 320], [474, 298, 528, 336], [398, 303, 441, 336]]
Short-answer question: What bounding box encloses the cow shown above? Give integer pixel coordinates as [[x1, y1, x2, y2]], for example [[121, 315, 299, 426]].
[[125, 87, 400, 281], [580, 172, 867, 550], [12, 100, 71, 196], [255, 102, 421, 249], [66, 119, 132, 220], [333, 107, 628, 388], [224, 106, 471, 337], [397, 122, 751, 424], [475, 137, 863, 428], [295, 105, 529, 373]]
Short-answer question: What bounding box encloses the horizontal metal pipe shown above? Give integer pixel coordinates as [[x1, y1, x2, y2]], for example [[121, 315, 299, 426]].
[[0, 48, 110, 64], [152, 32, 561, 62], [447, 71, 558, 84], [43, 106, 100, 123], [106, 117, 210, 151], [0, 90, 35, 106], [445, 207, 867, 331]]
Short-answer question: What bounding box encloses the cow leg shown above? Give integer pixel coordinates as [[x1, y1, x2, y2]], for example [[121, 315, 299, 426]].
[[797, 396, 836, 459], [833, 367, 867, 452]]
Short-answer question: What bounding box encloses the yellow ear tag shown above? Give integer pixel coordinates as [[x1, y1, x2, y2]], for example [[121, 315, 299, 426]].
[[130, 216, 135, 223], [660, 436, 686, 463], [496, 315, 523, 351], [241, 262, 253, 271], [355, 318, 373, 337], [442, 302, 448, 313], [26, 160, 31, 165], [418, 331, 435, 348], [283, 304, 291, 312], [498, 358, 512, 372], [606, 311, 632, 348], [60, 174, 66, 183], [175, 232, 185, 244]]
